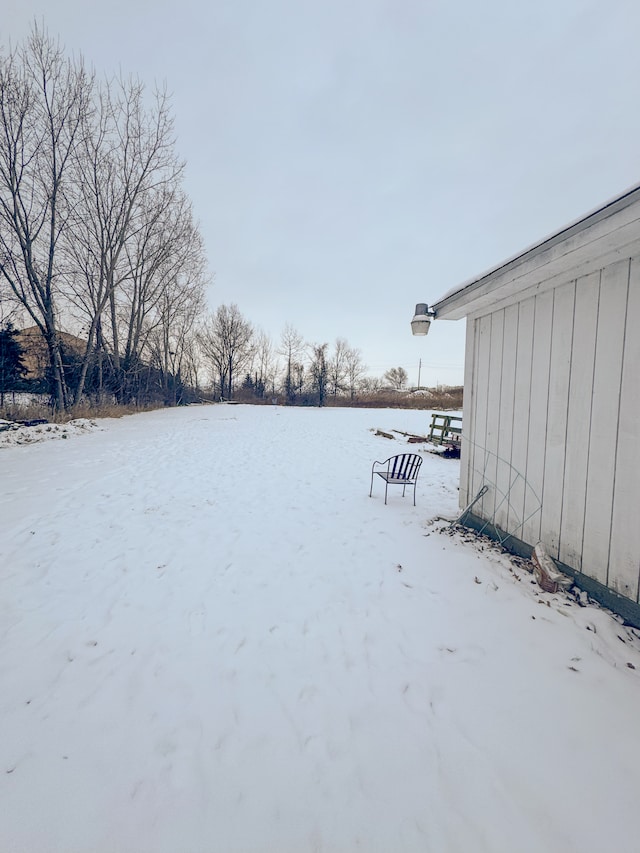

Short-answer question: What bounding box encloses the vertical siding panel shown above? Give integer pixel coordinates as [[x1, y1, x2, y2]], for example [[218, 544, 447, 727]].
[[472, 315, 492, 518], [560, 271, 600, 571], [609, 257, 640, 600], [540, 280, 576, 556], [494, 304, 518, 533], [582, 260, 629, 585], [459, 320, 477, 508], [466, 318, 482, 511], [484, 310, 505, 522], [522, 291, 554, 545], [508, 298, 535, 540]]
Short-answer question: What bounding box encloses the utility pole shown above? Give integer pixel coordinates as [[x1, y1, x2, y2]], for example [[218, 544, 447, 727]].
[[417, 358, 421, 390]]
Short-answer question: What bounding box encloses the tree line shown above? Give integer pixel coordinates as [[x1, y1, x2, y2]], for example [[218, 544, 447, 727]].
[[197, 306, 442, 407], [0, 25, 206, 410], [1, 292, 429, 409], [0, 26, 458, 413], [198, 310, 370, 405]]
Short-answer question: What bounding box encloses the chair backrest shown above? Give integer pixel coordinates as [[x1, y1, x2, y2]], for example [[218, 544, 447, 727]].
[[389, 453, 422, 480]]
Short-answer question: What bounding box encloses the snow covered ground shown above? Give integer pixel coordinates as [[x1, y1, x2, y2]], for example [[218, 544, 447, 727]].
[[1, 404, 640, 853]]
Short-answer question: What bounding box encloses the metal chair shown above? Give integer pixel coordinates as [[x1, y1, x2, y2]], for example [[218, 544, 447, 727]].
[[369, 453, 423, 505]]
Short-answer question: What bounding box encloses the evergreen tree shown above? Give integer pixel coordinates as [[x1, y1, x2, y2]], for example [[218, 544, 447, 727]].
[[0, 324, 27, 406]]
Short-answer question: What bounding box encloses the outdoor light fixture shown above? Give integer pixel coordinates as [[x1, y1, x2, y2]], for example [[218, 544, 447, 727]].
[[410, 303, 436, 336]]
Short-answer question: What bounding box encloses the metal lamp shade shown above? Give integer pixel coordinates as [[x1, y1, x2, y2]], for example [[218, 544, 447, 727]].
[[411, 303, 431, 336]]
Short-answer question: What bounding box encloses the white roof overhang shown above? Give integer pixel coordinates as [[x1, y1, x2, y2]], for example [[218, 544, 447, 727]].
[[432, 184, 640, 320]]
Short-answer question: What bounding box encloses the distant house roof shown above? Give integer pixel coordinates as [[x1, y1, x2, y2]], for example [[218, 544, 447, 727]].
[[432, 183, 640, 321], [16, 326, 86, 380]]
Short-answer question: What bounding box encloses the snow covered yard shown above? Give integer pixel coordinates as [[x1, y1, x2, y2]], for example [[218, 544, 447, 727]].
[[1, 404, 640, 853]]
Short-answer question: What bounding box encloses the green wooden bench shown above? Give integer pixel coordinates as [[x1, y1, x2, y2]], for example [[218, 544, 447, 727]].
[[428, 414, 462, 450]]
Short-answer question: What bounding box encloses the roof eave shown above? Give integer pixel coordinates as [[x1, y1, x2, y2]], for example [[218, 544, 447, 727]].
[[432, 182, 640, 321]]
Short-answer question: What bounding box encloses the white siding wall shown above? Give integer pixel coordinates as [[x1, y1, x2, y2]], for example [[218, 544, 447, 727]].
[[609, 258, 640, 599], [493, 304, 517, 534], [462, 256, 640, 603]]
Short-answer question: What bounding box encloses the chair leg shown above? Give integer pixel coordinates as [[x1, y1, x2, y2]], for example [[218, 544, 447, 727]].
[[369, 472, 374, 497], [384, 482, 388, 504]]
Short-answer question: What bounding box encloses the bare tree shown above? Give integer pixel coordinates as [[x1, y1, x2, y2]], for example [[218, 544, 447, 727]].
[[0, 277, 21, 328], [0, 25, 208, 410], [384, 366, 408, 390], [328, 337, 349, 397], [309, 343, 329, 407], [292, 361, 305, 398], [360, 375, 382, 393], [0, 25, 93, 409], [345, 346, 366, 399], [250, 329, 277, 398], [62, 75, 185, 404], [119, 190, 206, 402], [145, 232, 206, 405], [199, 304, 253, 400], [278, 323, 305, 404], [178, 330, 205, 398]]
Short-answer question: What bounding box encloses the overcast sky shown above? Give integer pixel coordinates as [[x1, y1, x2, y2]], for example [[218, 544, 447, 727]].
[[4, 0, 640, 386]]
